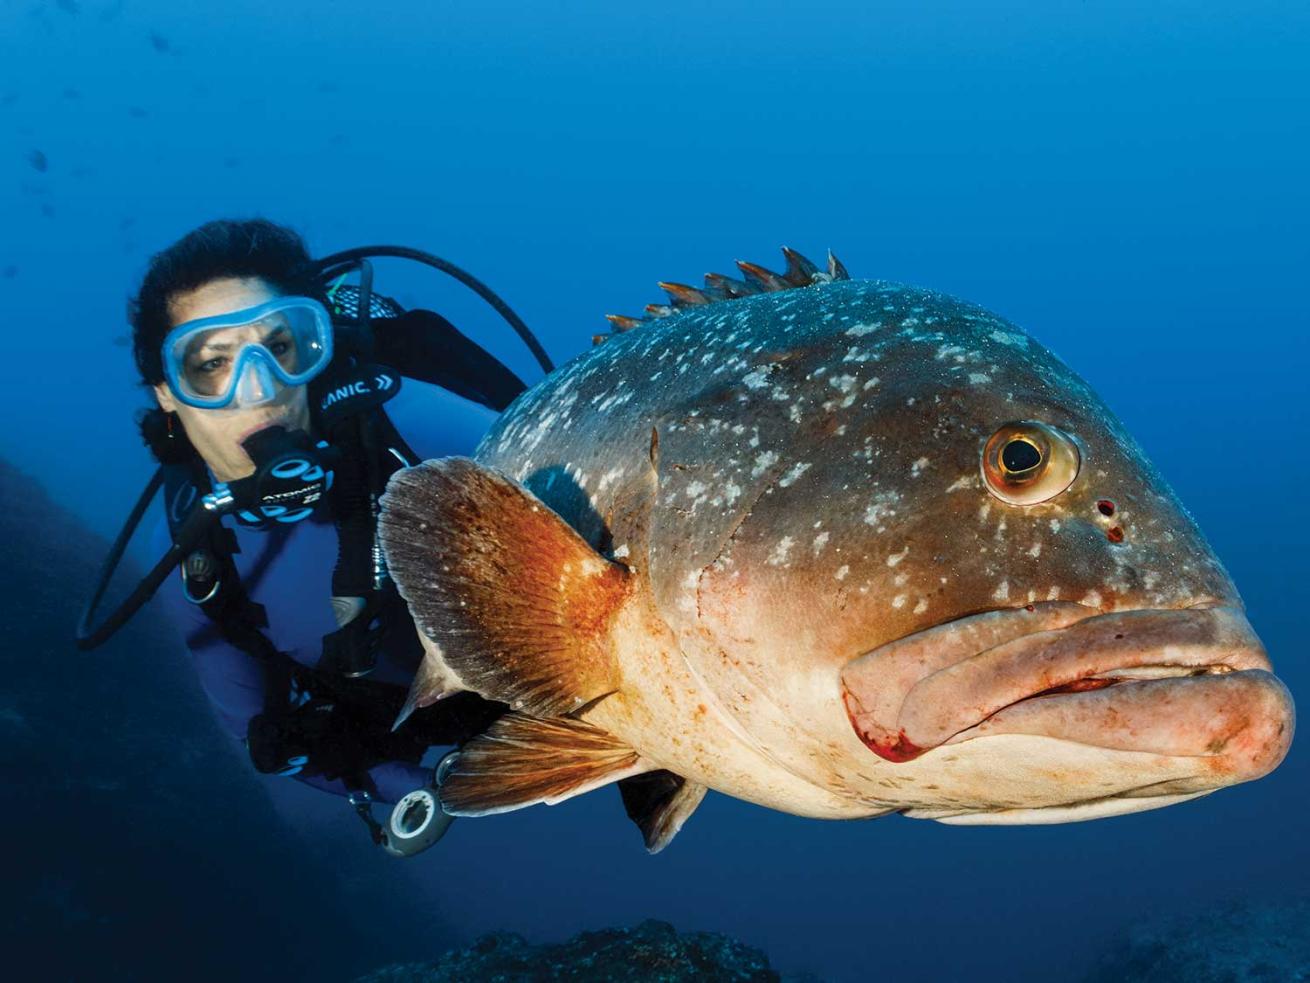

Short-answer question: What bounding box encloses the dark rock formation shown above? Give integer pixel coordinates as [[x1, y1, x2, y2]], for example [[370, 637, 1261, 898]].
[[1084, 898, 1310, 982], [0, 459, 426, 981], [355, 919, 819, 982]]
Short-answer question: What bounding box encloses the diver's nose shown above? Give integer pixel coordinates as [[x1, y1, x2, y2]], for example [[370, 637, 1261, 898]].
[[234, 357, 278, 407]]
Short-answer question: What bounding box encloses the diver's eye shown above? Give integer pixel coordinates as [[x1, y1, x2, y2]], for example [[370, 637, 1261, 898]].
[[981, 421, 1081, 506]]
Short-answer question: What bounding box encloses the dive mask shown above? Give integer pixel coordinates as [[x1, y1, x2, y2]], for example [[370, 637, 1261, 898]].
[[162, 296, 334, 409]]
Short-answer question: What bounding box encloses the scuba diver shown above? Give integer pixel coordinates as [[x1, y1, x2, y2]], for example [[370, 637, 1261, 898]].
[[79, 218, 554, 857]]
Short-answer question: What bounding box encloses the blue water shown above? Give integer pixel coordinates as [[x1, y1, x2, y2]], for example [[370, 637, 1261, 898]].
[[3, 2, 1307, 980]]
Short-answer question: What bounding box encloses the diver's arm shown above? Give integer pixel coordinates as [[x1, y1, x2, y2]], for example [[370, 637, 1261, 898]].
[[178, 614, 432, 803], [178, 616, 432, 802], [152, 521, 439, 805], [291, 762, 433, 805]]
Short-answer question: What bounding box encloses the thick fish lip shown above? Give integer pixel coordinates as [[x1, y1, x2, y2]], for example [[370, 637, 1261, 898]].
[[940, 668, 1295, 787], [840, 603, 1285, 772]]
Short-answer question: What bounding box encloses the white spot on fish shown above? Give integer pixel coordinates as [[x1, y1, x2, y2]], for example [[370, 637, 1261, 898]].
[[813, 531, 830, 554], [1027, 543, 1042, 558], [910, 457, 929, 477], [887, 545, 910, 567], [751, 451, 779, 478], [990, 329, 1029, 348], [835, 564, 850, 581], [596, 467, 624, 493], [913, 598, 929, 614], [845, 321, 880, 337], [863, 492, 899, 527], [1082, 590, 1103, 608], [767, 537, 795, 566], [946, 476, 975, 492], [892, 594, 907, 609], [677, 569, 701, 614], [968, 373, 992, 385], [993, 580, 1010, 602], [612, 544, 630, 559], [743, 367, 771, 390], [829, 374, 858, 394], [779, 462, 811, 487]]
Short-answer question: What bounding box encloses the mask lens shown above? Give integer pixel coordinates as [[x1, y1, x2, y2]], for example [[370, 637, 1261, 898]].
[[165, 298, 332, 408]]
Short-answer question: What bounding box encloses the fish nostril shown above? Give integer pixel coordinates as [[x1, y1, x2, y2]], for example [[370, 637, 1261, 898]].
[[1106, 526, 1125, 544], [1097, 499, 1116, 517]]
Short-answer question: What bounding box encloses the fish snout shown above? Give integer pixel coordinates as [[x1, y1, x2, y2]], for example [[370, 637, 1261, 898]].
[[1200, 670, 1296, 784], [841, 604, 1293, 786]]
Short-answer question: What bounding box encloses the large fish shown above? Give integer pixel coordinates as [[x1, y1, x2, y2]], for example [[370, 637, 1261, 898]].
[[377, 249, 1294, 852]]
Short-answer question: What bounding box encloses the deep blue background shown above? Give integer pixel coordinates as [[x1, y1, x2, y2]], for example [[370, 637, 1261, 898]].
[[2, 2, 1306, 980]]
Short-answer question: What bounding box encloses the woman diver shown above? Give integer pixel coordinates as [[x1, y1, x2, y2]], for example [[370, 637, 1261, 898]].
[[106, 218, 537, 856]]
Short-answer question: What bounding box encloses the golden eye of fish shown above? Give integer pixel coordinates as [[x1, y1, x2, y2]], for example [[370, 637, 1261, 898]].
[[981, 421, 1081, 505]]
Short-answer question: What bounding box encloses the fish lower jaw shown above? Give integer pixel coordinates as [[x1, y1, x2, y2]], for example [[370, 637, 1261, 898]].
[[906, 789, 1218, 826]]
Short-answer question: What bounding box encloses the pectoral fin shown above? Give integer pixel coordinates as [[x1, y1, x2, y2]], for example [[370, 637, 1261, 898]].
[[618, 770, 708, 854], [392, 633, 470, 731], [379, 457, 633, 717], [440, 712, 653, 816]]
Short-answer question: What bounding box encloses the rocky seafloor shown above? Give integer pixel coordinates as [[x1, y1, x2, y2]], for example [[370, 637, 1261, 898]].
[[1082, 898, 1310, 983], [356, 898, 1310, 982], [354, 918, 821, 982]]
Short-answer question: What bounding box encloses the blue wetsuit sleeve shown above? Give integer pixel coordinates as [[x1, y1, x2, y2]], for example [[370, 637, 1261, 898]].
[[291, 762, 432, 805]]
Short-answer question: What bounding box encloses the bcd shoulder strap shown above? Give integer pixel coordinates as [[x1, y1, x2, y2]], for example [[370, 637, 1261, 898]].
[[162, 462, 294, 715]]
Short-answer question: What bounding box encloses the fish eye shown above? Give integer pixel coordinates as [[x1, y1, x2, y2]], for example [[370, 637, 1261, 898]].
[[981, 421, 1081, 506]]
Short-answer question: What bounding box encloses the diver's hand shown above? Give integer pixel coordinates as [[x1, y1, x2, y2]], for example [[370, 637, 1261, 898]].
[[245, 700, 336, 776]]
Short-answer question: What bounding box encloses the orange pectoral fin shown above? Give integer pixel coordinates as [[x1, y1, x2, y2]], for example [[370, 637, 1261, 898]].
[[439, 712, 653, 816], [378, 457, 633, 717]]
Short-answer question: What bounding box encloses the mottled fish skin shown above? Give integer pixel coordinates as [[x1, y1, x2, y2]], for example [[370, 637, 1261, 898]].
[[467, 277, 1287, 820]]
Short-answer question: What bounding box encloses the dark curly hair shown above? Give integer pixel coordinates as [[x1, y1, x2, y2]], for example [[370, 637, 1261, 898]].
[[129, 218, 325, 387]]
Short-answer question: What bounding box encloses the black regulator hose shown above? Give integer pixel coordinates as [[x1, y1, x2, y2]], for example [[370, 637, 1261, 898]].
[[76, 468, 216, 650], [316, 246, 554, 375]]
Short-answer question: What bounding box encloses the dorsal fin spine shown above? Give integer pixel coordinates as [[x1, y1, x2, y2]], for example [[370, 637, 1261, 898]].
[[601, 246, 850, 339]]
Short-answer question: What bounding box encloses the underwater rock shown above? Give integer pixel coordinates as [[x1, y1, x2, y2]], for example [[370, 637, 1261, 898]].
[[0, 458, 429, 981], [355, 918, 819, 982], [1084, 898, 1310, 982]]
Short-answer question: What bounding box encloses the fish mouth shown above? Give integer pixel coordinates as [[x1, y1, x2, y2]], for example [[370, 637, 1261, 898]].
[[840, 602, 1294, 786]]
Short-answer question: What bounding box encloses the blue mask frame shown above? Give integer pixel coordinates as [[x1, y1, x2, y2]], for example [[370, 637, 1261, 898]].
[[161, 296, 334, 409]]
